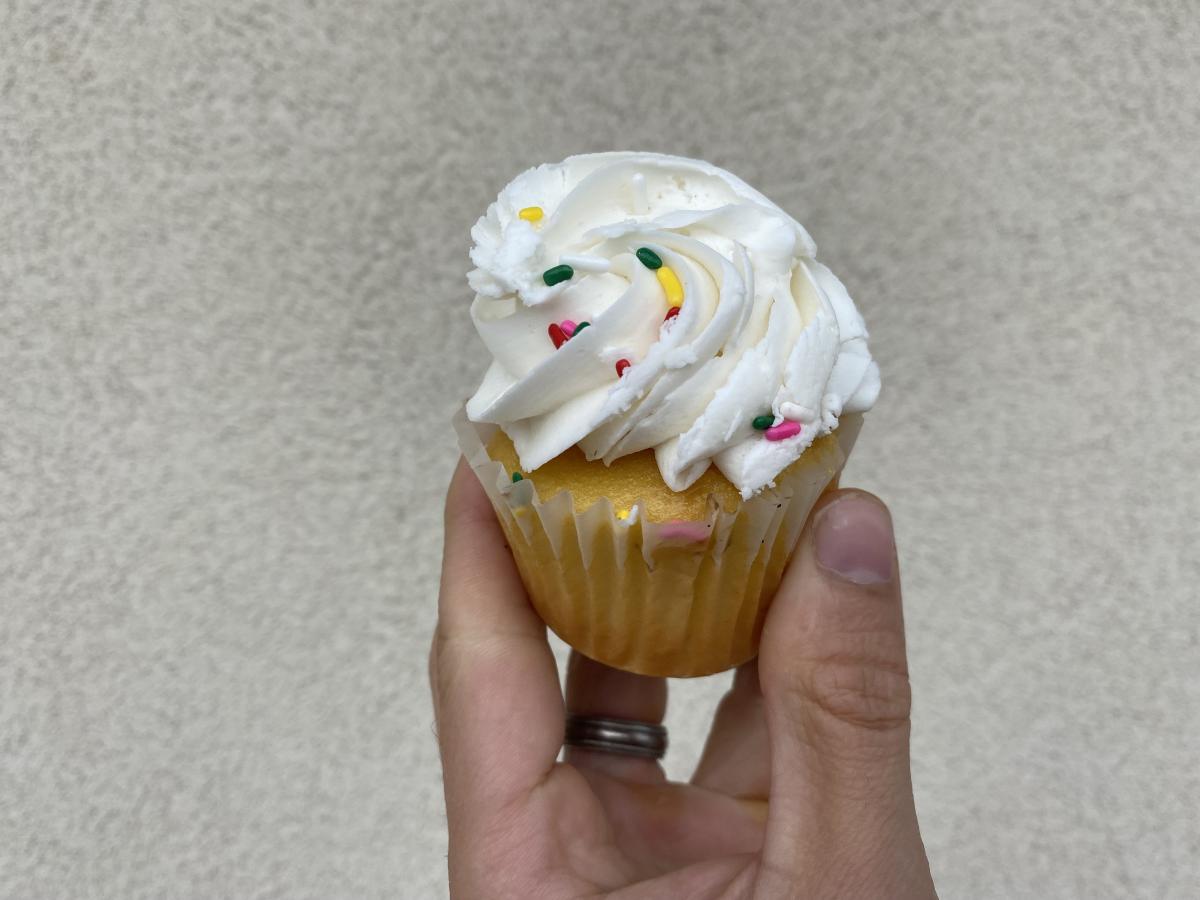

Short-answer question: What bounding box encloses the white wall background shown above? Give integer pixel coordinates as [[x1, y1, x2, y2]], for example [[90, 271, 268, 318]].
[[2, 1, 1197, 897]]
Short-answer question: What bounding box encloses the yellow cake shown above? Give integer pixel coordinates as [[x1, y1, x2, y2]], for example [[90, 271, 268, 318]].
[[465, 424, 852, 676]]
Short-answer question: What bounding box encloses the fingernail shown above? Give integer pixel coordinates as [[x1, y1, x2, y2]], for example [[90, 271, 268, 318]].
[[813, 493, 895, 585]]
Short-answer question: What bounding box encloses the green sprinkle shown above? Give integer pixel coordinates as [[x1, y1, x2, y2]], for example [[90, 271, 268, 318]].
[[511, 472, 523, 483], [635, 247, 663, 269], [752, 414, 775, 431], [542, 264, 574, 286], [573, 321, 590, 333]]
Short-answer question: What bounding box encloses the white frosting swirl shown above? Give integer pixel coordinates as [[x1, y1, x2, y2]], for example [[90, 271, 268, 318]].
[[465, 152, 880, 498]]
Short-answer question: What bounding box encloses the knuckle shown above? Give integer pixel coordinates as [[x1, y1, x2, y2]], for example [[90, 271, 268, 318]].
[[428, 630, 440, 689], [431, 628, 491, 717], [428, 629, 449, 734], [429, 626, 450, 697], [801, 631, 912, 732], [806, 658, 912, 731], [430, 628, 523, 709], [431, 629, 470, 702]]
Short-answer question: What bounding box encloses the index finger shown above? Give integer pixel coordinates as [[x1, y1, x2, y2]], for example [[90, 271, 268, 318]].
[[432, 459, 563, 814]]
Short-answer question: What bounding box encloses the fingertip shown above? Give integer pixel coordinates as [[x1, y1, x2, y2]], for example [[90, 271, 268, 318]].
[[811, 489, 896, 586], [758, 486, 909, 728], [444, 457, 490, 525], [438, 457, 534, 634]]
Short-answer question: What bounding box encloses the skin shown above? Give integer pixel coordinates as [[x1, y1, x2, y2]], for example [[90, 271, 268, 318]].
[[431, 459, 938, 899]]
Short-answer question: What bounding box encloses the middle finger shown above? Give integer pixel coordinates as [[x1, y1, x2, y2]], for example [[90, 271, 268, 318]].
[[690, 661, 770, 799]]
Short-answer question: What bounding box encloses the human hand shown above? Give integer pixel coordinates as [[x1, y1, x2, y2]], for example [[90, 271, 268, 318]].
[[430, 459, 937, 899]]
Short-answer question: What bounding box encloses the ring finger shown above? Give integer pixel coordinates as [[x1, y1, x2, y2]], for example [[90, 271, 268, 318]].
[[563, 651, 667, 783]]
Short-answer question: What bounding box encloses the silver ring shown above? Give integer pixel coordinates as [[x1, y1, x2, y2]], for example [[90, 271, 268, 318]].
[[564, 715, 668, 760]]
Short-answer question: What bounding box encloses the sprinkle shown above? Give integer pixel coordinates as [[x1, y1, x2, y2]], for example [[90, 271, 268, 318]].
[[663, 305, 680, 323], [542, 264, 574, 286], [656, 266, 683, 308], [631, 173, 648, 214], [764, 420, 802, 442], [615, 358, 631, 377], [560, 254, 612, 273], [560, 319, 578, 337], [635, 247, 663, 270], [751, 414, 775, 431], [659, 521, 711, 543], [548, 322, 568, 348], [616, 507, 630, 521], [518, 206, 544, 222], [511, 472, 523, 483], [573, 321, 591, 334]]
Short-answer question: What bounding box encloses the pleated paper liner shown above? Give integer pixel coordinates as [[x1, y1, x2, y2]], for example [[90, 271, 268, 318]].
[[453, 407, 861, 677]]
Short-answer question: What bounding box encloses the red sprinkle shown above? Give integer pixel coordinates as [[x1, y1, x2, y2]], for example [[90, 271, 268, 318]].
[[615, 358, 631, 377], [548, 322, 568, 349], [764, 420, 802, 442], [663, 306, 680, 323]]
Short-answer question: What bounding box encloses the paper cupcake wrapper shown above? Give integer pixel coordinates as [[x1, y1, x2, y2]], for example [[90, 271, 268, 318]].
[[453, 407, 861, 677]]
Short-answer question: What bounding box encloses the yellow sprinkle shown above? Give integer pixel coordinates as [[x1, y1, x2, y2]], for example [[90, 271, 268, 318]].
[[616, 508, 630, 521], [656, 266, 683, 308], [518, 206, 544, 222]]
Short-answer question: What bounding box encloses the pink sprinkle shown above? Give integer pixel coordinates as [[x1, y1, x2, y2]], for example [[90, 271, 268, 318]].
[[560, 319, 578, 337], [764, 420, 802, 442], [658, 521, 711, 543]]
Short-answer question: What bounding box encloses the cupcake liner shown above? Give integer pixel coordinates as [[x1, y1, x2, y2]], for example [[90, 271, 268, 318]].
[[453, 406, 861, 677]]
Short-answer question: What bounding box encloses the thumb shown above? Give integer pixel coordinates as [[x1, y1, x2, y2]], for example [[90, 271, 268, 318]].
[[757, 490, 936, 898]]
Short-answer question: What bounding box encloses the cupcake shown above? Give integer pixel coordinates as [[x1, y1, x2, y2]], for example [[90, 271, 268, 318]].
[[455, 152, 879, 677]]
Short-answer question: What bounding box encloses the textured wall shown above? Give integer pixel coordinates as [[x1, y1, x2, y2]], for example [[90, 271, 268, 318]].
[[2, 1, 1198, 897]]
